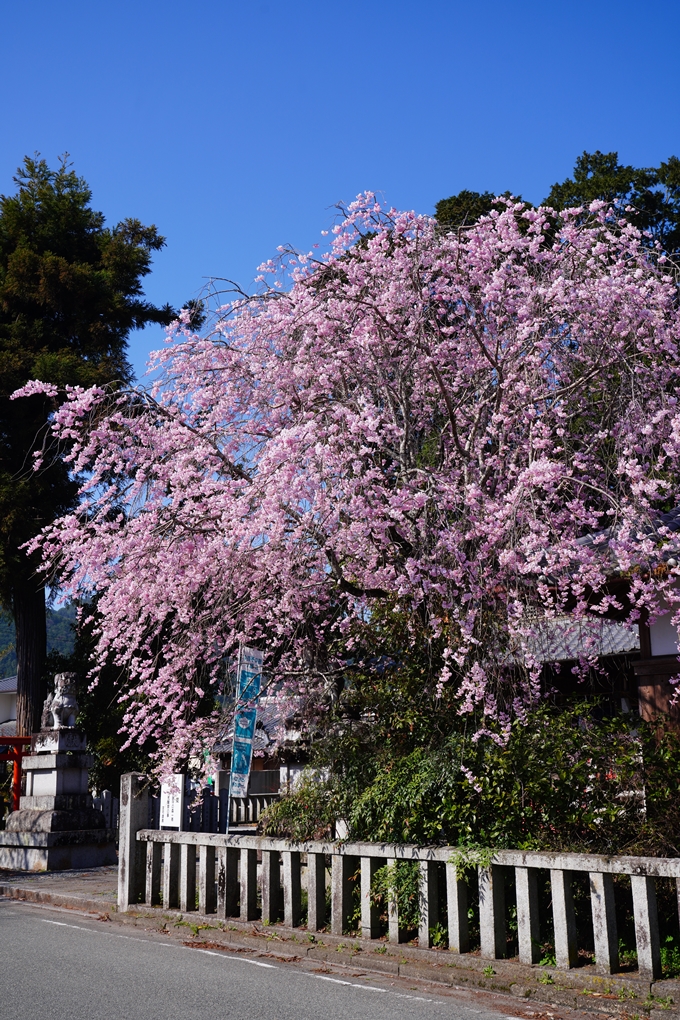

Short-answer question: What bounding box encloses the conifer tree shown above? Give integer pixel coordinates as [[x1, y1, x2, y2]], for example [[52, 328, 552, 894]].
[[436, 150, 680, 254], [0, 154, 173, 733]]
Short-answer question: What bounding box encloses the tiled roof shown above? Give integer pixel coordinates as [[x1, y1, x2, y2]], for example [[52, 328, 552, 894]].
[[0, 675, 17, 693], [530, 618, 640, 663], [576, 506, 680, 554]]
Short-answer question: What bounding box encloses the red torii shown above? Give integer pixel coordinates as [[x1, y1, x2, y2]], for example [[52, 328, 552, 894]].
[[0, 736, 31, 813]]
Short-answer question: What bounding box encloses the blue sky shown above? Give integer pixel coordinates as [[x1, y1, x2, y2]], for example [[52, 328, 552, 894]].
[[2, 0, 679, 377]]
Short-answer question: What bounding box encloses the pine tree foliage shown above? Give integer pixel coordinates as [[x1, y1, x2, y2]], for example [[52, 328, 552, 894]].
[[436, 150, 680, 255], [0, 154, 173, 732]]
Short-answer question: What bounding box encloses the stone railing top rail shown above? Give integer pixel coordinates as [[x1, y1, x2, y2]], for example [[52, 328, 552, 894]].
[[135, 830, 680, 877]]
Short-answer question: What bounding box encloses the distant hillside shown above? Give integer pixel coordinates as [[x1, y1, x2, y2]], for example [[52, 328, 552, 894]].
[[0, 604, 77, 677]]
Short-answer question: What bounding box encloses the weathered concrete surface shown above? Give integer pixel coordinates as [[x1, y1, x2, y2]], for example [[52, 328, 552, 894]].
[[117, 773, 147, 910], [0, 836, 117, 872], [551, 868, 578, 970], [632, 874, 662, 980], [6, 808, 109, 831], [590, 871, 619, 975], [516, 866, 540, 965], [0, 863, 117, 913], [133, 831, 680, 878], [479, 864, 506, 960]]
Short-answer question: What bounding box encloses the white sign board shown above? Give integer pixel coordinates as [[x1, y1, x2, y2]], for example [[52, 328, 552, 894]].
[[160, 774, 184, 829]]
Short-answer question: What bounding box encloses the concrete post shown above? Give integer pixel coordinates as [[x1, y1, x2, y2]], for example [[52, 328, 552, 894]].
[[590, 871, 619, 974], [551, 868, 577, 969], [261, 849, 281, 924], [179, 843, 197, 912], [307, 852, 327, 931], [631, 875, 661, 980], [283, 851, 302, 928], [145, 841, 162, 906], [360, 856, 381, 939], [387, 860, 403, 944], [216, 846, 239, 918], [331, 854, 356, 935], [163, 842, 180, 909], [446, 862, 469, 953], [198, 845, 216, 915], [418, 860, 440, 948], [240, 847, 258, 921], [118, 773, 149, 912], [479, 864, 506, 959], [516, 866, 541, 964], [101, 789, 113, 828]]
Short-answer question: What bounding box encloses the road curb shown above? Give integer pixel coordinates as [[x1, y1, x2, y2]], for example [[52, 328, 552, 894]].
[[0, 882, 116, 916], [114, 905, 679, 1015]]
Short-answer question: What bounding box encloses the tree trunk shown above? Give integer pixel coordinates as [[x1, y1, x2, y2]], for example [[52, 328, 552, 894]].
[[14, 581, 47, 736]]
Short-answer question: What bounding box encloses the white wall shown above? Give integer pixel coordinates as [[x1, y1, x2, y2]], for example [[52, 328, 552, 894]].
[[650, 611, 680, 656], [0, 691, 16, 724]]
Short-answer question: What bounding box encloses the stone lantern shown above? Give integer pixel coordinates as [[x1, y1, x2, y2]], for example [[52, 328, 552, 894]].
[[0, 673, 116, 870]]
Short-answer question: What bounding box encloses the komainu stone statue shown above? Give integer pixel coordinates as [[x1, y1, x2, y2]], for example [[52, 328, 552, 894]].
[[40, 672, 79, 729]]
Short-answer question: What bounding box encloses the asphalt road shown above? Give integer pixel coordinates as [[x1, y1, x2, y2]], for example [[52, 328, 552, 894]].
[[0, 899, 519, 1020]]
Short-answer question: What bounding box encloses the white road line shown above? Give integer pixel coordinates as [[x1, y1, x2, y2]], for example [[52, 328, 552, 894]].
[[39, 920, 273, 964], [302, 971, 434, 1003], [194, 949, 276, 969], [39, 916, 443, 1005], [306, 974, 388, 992], [41, 919, 173, 947]]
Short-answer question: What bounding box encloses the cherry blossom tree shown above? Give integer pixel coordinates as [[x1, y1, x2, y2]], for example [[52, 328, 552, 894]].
[[16, 194, 680, 770]]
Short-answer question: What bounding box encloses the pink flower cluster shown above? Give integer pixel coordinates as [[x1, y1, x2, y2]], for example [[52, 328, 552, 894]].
[[10, 380, 59, 400], [31, 194, 680, 769]]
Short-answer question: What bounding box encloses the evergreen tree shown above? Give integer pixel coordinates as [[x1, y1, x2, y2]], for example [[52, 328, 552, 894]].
[[0, 154, 173, 734], [545, 150, 680, 253], [436, 150, 680, 254], [434, 189, 499, 230]]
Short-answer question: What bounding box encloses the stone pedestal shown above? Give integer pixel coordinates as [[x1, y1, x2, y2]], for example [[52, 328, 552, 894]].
[[0, 674, 116, 871]]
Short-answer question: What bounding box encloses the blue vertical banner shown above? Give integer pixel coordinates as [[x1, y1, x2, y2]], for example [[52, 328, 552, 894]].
[[229, 646, 263, 798]]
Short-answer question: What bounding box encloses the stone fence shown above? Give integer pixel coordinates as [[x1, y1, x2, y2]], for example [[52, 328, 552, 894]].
[[118, 773, 678, 982], [92, 790, 120, 831], [93, 785, 275, 838], [228, 793, 278, 826]]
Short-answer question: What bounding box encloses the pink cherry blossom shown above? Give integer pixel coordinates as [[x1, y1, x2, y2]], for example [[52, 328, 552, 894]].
[[11, 380, 59, 400], [29, 194, 680, 772]]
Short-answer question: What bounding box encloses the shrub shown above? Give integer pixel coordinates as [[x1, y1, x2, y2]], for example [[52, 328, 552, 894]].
[[261, 704, 680, 856]]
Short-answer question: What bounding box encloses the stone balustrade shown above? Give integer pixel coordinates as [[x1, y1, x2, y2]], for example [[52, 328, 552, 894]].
[[119, 773, 678, 982], [228, 793, 279, 826]]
